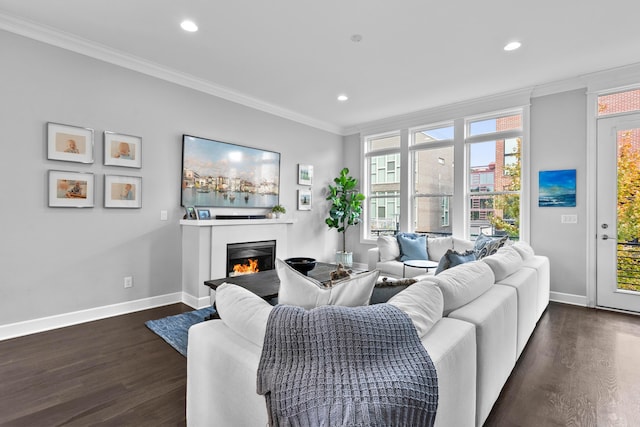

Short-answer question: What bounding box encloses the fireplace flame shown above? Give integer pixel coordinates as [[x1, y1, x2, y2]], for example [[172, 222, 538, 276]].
[[232, 258, 259, 275]]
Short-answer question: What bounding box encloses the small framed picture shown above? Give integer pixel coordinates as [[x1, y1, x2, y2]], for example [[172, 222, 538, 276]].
[[196, 208, 211, 220], [185, 206, 197, 220], [298, 164, 313, 186], [104, 175, 142, 208], [104, 131, 142, 168], [48, 170, 95, 208], [298, 189, 312, 211], [47, 122, 94, 163]]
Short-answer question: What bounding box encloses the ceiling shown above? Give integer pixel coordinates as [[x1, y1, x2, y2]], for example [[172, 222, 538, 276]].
[[2, 0, 640, 135]]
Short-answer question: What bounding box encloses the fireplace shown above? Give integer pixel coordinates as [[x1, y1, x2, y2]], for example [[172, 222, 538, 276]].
[[226, 240, 276, 277]]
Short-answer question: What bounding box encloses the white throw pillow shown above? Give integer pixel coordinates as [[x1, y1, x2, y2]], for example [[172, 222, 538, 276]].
[[426, 236, 453, 261], [276, 258, 379, 309], [427, 260, 495, 316], [215, 282, 274, 347], [481, 246, 524, 281], [377, 235, 400, 262], [387, 281, 443, 337]]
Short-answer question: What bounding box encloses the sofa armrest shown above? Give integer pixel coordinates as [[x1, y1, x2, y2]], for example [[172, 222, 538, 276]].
[[367, 247, 381, 271]]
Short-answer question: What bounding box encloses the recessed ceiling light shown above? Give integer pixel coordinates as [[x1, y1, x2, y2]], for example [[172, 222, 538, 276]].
[[337, 94, 349, 102], [181, 20, 198, 32], [504, 41, 521, 51]]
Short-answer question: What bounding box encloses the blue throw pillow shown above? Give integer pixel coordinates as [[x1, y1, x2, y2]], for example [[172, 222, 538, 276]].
[[435, 249, 476, 275], [396, 233, 428, 261], [473, 234, 508, 259]]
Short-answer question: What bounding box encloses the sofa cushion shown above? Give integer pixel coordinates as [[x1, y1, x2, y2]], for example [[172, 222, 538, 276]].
[[387, 281, 444, 337], [426, 261, 495, 316], [452, 237, 475, 253], [276, 258, 379, 309], [215, 282, 274, 347], [473, 234, 508, 259], [481, 246, 524, 282], [397, 233, 427, 261], [426, 236, 453, 261], [511, 241, 535, 260], [377, 235, 400, 262], [435, 249, 477, 275]]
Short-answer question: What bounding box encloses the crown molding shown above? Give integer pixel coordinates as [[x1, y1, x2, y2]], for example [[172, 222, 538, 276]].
[[0, 12, 344, 135]]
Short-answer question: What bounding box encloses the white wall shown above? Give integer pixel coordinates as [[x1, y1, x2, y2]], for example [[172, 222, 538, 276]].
[[0, 30, 342, 327]]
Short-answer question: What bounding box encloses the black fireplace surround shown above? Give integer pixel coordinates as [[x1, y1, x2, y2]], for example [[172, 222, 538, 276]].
[[226, 240, 276, 277]]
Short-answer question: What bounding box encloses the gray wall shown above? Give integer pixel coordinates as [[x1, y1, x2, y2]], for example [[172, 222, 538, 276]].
[[0, 30, 342, 326], [530, 89, 588, 298]]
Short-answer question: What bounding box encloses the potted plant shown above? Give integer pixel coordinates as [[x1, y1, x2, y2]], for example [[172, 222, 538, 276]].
[[271, 204, 286, 218], [325, 167, 365, 267]]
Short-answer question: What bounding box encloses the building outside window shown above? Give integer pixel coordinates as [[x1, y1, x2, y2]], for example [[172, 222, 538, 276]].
[[364, 133, 401, 237]]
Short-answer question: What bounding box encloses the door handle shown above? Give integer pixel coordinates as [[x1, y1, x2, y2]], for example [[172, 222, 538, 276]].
[[602, 234, 609, 240]]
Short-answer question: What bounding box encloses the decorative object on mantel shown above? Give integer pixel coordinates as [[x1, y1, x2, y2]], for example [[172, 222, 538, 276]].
[[103, 131, 142, 168], [271, 204, 286, 218], [298, 189, 311, 210], [298, 164, 313, 186], [325, 167, 365, 267], [104, 175, 142, 208], [47, 122, 94, 164], [48, 170, 95, 208]]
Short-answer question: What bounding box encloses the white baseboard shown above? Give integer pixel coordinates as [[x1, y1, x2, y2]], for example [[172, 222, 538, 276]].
[[550, 291, 588, 307], [0, 292, 206, 341]]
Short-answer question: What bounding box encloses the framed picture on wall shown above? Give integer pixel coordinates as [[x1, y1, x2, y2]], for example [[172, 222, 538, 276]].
[[104, 175, 142, 208], [47, 122, 94, 163], [298, 189, 312, 211], [104, 131, 142, 168], [298, 164, 313, 186], [48, 170, 95, 208], [538, 169, 576, 207]]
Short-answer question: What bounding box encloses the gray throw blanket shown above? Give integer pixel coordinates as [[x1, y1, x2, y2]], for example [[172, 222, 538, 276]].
[[257, 304, 438, 427]]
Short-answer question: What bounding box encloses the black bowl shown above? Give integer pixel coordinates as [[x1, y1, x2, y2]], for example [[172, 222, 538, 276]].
[[285, 257, 317, 275]]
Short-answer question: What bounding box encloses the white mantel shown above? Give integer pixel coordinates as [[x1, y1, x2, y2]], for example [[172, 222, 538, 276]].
[[181, 218, 294, 307]]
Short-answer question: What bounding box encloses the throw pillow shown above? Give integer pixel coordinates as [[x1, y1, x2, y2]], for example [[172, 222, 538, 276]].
[[511, 241, 535, 260], [434, 249, 477, 275], [428, 261, 495, 316], [377, 235, 400, 262], [276, 258, 379, 309], [396, 233, 428, 261], [214, 282, 274, 347], [473, 234, 508, 259], [426, 236, 453, 262]]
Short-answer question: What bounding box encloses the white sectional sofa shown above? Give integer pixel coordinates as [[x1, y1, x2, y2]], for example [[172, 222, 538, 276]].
[[187, 240, 549, 427]]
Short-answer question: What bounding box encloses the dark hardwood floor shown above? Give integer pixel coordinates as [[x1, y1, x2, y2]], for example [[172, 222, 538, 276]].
[[0, 304, 192, 426], [486, 303, 640, 427], [1, 302, 639, 426]]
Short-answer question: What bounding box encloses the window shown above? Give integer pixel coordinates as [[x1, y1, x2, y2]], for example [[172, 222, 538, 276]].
[[411, 124, 454, 236], [364, 133, 401, 237], [467, 112, 522, 239], [598, 89, 640, 116], [362, 108, 525, 242]]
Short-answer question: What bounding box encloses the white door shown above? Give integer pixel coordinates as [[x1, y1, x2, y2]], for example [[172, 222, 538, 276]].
[[596, 114, 640, 312]]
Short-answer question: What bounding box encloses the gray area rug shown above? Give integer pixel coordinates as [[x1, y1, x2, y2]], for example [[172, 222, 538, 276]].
[[145, 306, 214, 356]]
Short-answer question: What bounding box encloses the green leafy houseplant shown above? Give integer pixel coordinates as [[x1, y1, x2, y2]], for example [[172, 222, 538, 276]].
[[325, 168, 366, 255], [271, 204, 286, 218]]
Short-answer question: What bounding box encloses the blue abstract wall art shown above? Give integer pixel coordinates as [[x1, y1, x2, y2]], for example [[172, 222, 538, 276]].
[[539, 169, 577, 207]]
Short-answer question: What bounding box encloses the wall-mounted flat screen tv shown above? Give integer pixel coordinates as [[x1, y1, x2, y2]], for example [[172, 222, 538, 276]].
[[181, 134, 280, 208]]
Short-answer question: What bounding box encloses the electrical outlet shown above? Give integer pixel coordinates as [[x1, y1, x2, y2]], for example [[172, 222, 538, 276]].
[[124, 276, 133, 288], [160, 210, 168, 221]]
